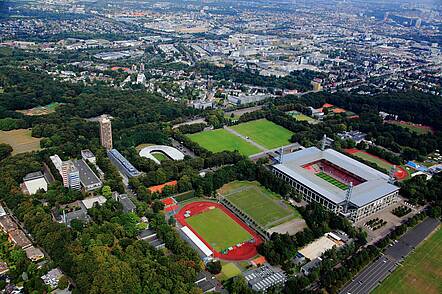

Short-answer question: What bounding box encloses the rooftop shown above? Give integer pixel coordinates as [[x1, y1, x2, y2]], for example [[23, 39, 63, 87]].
[[273, 147, 399, 207], [73, 159, 102, 188]]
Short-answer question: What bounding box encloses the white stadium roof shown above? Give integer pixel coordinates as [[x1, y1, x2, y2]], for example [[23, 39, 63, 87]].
[[273, 147, 399, 207], [180, 226, 213, 257], [139, 145, 185, 164]]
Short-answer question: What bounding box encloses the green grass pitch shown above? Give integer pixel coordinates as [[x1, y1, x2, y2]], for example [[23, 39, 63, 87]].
[[351, 151, 393, 171], [316, 172, 347, 190], [186, 208, 253, 252], [187, 129, 260, 156], [230, 119, 293, 149], [220, 181, 302, 228], [372, 227, 442, 294]]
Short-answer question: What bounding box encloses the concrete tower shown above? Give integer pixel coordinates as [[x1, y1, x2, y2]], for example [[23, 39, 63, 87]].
[[99, 115, 113, 150]]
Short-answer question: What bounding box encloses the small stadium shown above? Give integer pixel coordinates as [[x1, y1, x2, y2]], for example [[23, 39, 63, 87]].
[[176, 201, 263, 261]]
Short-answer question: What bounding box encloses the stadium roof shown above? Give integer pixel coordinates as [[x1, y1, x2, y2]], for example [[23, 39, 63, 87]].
[[181, 226, 213, 257], [273, 147, 399, 207]]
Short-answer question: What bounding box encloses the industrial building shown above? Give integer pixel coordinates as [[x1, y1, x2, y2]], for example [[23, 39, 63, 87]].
[[272, 147, 399, 222]]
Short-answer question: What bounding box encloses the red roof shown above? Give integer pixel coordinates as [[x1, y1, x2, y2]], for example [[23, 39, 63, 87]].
[[148, 180, 177, 193], [161, 197, 175, 206], [332, 108, 346, 114], [165, 204, 179, 212], [323, 103, 334, 108]]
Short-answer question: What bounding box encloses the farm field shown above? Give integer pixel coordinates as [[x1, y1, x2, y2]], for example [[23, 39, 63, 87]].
[[316, 172, 347, 190], [230, 119, 293, 149], [186, 208, 253, 252], [187, 128, 260, 156], [345, 149, 409, 181], [385, 120, 433, 135], [372, 227, 442, 294], [219, 181, 301, 228], [0, 129, 42, 155]]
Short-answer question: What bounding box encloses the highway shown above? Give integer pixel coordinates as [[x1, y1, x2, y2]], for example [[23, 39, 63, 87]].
[[340, 218, 440, 294]]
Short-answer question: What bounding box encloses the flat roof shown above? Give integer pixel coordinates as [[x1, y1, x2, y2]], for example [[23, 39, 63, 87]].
[[273, 147, 399, 207], [73, 159, 102, 187], [299, 235, 340, 260]]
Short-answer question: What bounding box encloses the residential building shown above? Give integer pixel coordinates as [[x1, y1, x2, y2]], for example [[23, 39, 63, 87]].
[[113, 193, 136, 213], [61, 161, 81, 190], [25, 246, 45, 262], [9, 229, 32, 249], [0, 216, 18, 233], [99, 115, 113, 150]]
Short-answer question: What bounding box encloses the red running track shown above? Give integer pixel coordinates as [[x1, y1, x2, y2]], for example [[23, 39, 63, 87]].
[[176, 201, 263, 261], [344, 148, 408, 180]]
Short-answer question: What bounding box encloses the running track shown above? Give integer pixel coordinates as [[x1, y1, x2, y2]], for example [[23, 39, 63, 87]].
[[176, 201, 263, 261]]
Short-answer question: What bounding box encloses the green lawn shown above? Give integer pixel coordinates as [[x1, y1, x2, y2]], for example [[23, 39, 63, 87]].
[[230, 119, 293, 149], [316, 172, 347, 190], [218, 263, 241, 281], [186, 208, 252, 252], [152, 152, 169, 162], [372, 227, 442, 294], [386, 121, 432, 135], [220, 181, 301, 228], [352, 151, 393, 171], [187, 129, 260, 156]]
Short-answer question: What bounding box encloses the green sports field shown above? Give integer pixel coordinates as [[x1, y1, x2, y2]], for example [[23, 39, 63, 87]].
[[219, 181, 301, 228], [152, 152, 169, 162], [186, 208, 252, 252], [351, 151, 393, 171], [187, 129, 260, 156], [316, 172, 347, 190], [230, 119, 293, 149], [372, 227, 442, 294]]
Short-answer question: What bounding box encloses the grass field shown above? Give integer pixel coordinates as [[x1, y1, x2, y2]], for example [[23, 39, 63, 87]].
[[0, 129, 42, 155], [287, 111, 316, 123], [372, 227, 442, 294], [187, 208, 253, 252], [218, 262, 241, 281], [230, 119, 293, 149], [351, 151, 395, 171], [187, 128, 260, 156], [152, 152, 169, 162], [16, 102, 62, 116], [316, 172, 347, 190], [386, 120, 433, 135], [219, 181, 301, 228]]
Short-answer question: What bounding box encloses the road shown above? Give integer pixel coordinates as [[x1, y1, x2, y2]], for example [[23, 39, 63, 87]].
[[340, 218, 440, 294]]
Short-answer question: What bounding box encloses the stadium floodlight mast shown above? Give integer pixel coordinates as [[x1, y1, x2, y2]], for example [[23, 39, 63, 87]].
[[279, 147, 284, 163], [344, 182, 353, 214], [321, 134, 327, 151], [389, 165, 397, 184]]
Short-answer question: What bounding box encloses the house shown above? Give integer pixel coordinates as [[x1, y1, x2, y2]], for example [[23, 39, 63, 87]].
[[301, 257, 322, 276], [25, 246, 45, 262], [0, 206, 6, 217], [81, 196, 107, 210], [113, 193, 136, 213], [137, 229, 165, 250], [0, 262, 9, 275], [53, 201, 90, 227], [0, 216, 17, 233], [41, 268, 63, 289], [195, 271, 217, 293], [8, 229, 32, 249], [22, 171, 48, 195]]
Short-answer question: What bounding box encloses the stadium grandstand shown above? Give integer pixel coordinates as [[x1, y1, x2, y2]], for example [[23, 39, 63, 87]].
[[272, 147, 399, 222]]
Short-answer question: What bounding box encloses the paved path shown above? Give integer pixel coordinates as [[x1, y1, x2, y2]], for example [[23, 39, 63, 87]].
[[340, 218, 440, 294], [223, 126, 267, 151]]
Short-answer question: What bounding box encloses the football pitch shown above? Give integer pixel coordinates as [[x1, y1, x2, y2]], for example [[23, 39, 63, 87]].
[[372, 227, 442, 294], [187, 129, 260, 156], [316, 172, 347, 190], [230, 119, 293, 149], [220, 181, 301, 228], [186, 208, 252, 252]]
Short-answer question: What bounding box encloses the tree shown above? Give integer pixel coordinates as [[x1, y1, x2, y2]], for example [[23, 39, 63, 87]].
[[101, 185, 113, 198], [0, 144, 13, 161], [206, 260, 222, 274], [152, 200, 165, 213], [58, 275, 69, 290]]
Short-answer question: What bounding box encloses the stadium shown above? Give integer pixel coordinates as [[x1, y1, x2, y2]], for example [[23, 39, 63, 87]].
[[272, 147, 400, 222], [176, 201, 263, 261]]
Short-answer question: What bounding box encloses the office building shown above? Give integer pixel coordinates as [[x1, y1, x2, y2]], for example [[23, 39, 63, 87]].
[[73, 159, 102, 191], [61, 161, 81, 190]]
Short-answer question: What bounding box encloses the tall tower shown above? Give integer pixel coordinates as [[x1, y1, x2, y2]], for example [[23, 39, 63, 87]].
[[99, 115, 113, 150]]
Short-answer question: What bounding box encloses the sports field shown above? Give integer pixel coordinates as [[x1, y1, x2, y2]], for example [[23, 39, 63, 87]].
[[152, 152, 169, 162], [186, 207, 253, 252], [219, 262, 241, 281], [230, 119, 293, 149], [287, 111, 316, 123], [345, 149, 408, 181], [316, 172, 347, 190], [386, 120, 433, 135], [372, 227, 442, 294], [187, 129, 260, 156], [0, 129, 42, 155], [16, 102, 62, 116], [219, 181, 301, 228]]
